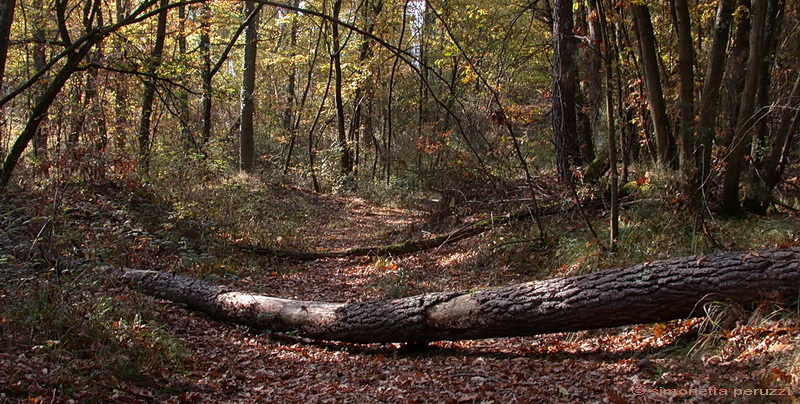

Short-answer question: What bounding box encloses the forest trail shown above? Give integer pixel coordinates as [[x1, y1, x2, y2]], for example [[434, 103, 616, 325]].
[[117, 187, 798, 402], [2, 183, 797, 402]]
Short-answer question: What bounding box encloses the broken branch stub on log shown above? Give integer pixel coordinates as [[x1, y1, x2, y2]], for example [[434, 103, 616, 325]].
[[121, 248, 800, 343]]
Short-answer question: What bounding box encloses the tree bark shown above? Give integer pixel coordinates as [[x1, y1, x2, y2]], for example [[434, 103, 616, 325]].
[[239, 0, 260, 173], [720, 0, 767, 215], [281, 0, 300, 175], [721, 0, 752, 146], [552, 0, 582, 182], [743, 0, 786, 214], [199, 6, 212, 151], [697, 0, 734, 187], [332, 0, 353, 176], [631, 3, 674, 167], [0, 0, 16, 89], [671, 0, 695, 190], [122, 248, 800, 343], [31, 0, 48, 160], [136, 0, 168, 174]]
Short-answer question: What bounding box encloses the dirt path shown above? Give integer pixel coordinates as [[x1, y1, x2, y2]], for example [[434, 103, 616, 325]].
[[3, 185, 796, 403], [147, 193, 795, 403]]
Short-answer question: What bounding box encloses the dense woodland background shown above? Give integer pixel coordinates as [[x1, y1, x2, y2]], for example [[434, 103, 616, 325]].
[[2, 0, 800, 401]]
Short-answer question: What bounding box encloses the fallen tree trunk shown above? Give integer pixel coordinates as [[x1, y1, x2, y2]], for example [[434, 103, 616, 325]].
[[234, 217, 506, 260], [120, 248, 800, 343], [233, 202, 582, 260]]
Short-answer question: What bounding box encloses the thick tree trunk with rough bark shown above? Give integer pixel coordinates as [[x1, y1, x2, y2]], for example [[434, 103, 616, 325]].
[[122, 248, 800, 344]]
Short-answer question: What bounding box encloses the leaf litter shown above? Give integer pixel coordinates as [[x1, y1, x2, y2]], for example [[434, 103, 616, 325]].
[[1, 182, 798, 403]]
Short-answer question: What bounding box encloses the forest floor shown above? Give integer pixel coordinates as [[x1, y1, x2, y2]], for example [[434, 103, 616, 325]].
[[2, 175, 800, 403]]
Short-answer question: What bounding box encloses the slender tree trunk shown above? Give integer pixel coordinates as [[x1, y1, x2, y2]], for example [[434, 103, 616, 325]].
[[0, 0, 16, 89], [308, 57, 334, 193], [332, 0, 353, 176], [762, 73, 800, 191], [31, 0, 48, 161], [552, 0, 582, 182], [743, 0, 786, 213], [177, 4, 192, 156], [720, 0, 767, 215], [199, 3, 212, 151], [575, 2, 596, 164], [282, 0, 300, 175], [136, 0, 168, 174], [697, 0, 734, 188], [721, 0, 752, 146], [286, 22, 322, 176], [239, 0, 259, 173], [585, 0, 602, 163], [631, 3, 674, 168], [345, 0, 381, 177], [72, 0, 106, 156], [596, 0, 618, 249], [112, 0, 128, 150], [386, 0, 410, 185], [1, 40, 99, 191], [122, 248, 800, 343], [671, 0, 695, 193]]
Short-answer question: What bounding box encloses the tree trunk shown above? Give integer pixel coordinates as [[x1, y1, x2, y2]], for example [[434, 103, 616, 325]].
[[239, 0, 260, 173], [574, 1, 596, 164], [743, 0, 786, 214], [199, 3, 212, 150], [0, 40, 98, 190], [671, 0, 695, 191], [721, 0, 752, 146], [761, 73, 800, 192], [332, 0, 353, 176], [136, 0, 168, 174], [552, 0, 582, 182], [112, 0, 129, 150], [0, 0, 16, 89], [720, 0, 767, 216], [281, 0, 300, 175], [697, 0, 734, 187], [631, 3, 674, 167], [31, 0, 48, 161], [177, 4, 192, 156], [595, 0, 618, 249], [122, 248, 800, 344]]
